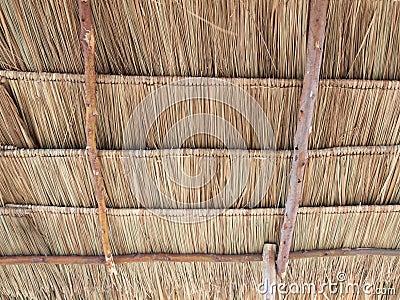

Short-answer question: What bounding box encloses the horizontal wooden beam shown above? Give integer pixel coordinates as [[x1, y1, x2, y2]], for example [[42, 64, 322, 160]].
[[0, 254, 262, 265], [289, 248, 400, 259], [0, 248, 399, 265]]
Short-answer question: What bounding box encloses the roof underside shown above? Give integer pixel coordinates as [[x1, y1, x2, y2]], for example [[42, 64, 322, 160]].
[[0, 0, 399, 299]]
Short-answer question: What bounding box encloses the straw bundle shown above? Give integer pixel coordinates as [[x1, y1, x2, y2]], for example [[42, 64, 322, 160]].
[[1, 71, 400, 150], [1, 1, 399, 79], [0, 204, 398, 256], [92, 0, 308, 78], [0, 84, 34, 148], [0, 147, 399, 208]]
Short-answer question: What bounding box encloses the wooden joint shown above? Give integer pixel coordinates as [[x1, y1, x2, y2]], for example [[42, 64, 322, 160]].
[[262, 244, 277, 300]]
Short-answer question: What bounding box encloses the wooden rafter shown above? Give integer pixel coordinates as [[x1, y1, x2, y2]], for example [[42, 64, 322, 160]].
[[0, 248, 399, 265], [289, 248, 400, 259], [0, 254, 261, 265], [276, 0, 329, 277], [78, 0, 115, 275]]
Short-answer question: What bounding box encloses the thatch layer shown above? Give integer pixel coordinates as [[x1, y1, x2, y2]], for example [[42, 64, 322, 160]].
[[91, 0, 308, 78], [0, 204, 399, 256], [282, 256, 400, 300], [0, 85, 35, 148], [0, 147, 399, 208], [0, 149, 96, 207], [323, 0, 400, 80], [1, 71, 400, 150], [3, 73, 86, 149], [0, 256, 399, 299], [0, 0, 82, 73], [0, 1, 399, 79]]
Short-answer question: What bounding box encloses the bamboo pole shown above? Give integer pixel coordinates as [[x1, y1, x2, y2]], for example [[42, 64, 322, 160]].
[[0, 248, 399, 265], [276, 0, 329, 278], [78, 0, 115, 275]]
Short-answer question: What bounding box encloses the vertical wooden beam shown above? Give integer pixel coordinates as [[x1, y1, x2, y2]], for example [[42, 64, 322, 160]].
[[276, 0, 328, 277], [262, 244, 277, 300], [78, 0, 116, 275]]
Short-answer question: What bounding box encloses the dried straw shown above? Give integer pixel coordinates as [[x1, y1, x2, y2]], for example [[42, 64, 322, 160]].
[[0, 147, 398, 208], [0, 204, 398, 256], [1, 256, 399, 299], [0, 0, 308, 78], [323, 0, 400, 80], [0, 204, 399, 298], [0, 0, 82, 73], [0, 84, 35, 148], [1, 71, 399, 150], [0, 1, 399, 79]]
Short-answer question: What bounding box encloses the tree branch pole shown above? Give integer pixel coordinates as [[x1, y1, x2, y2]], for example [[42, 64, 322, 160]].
[[0, 248, 399, 265], [289, 248, 400, 259], [276, 0, 329, 277], [78, 0, 116, 275], [0, 254, 262, 265]]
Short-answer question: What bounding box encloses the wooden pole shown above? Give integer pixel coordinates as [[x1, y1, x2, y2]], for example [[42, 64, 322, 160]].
[[276, 0, 329, 278], [289, 248, 400, 259], [262, 244, 277, 300], [78, 0, 115, 275], [0, 253, 262, 265], [0, 248, 398, 265]]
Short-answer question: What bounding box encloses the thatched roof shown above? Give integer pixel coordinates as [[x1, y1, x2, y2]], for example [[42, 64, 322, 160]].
[[0, 0, 399, 299], [1, 71, 400, 150], [0, 205, 399, 298], [1, 0, 399, 79], [2, 256, 398, 299], [0, 147, 399, 208]]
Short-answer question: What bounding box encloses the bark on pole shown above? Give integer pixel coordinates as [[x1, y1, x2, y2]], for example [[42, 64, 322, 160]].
[[262, 244, 277, 300], [276, 0, 328, 277], [0, 254, 262, 265], [78, 0, 116, 275], [0, 248, 399, 265], [289, 248, 400, 259]]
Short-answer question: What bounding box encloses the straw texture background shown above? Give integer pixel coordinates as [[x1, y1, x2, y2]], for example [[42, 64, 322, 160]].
[[1, 71, 400, 150], [0, 0, 399, 298], [0, 147, 399, 208], [0, 1, 399, 79], [0, 256, 399, 299]]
